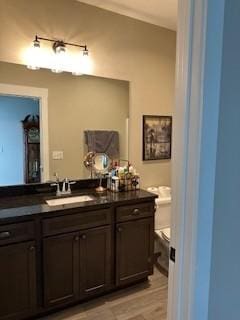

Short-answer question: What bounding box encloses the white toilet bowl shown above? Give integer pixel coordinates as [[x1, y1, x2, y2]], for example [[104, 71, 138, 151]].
[[147, 186, 171, 273], [155, 227, 171, 243], [147, 185, 171, 239], [154, 186, 171, 233]]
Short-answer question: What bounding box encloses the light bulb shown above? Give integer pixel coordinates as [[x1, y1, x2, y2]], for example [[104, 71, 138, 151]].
[[72, 49, 92, 76], [51, 42, 67, 73], [27, 39, 41, 70], [81, 49, 93, 74], [71, 55, 83, 76]]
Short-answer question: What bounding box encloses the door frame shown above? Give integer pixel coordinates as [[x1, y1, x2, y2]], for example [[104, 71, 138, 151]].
[[168, 0, 225, 319], [0, 83, 49, 182]]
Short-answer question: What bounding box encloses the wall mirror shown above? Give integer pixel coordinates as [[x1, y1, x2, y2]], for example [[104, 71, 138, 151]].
[[0, 61, 129, 186]]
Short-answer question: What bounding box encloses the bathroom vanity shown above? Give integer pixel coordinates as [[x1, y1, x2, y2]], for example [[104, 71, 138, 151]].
[[0, 185, 156, 320], [0, 59, 155, 320]]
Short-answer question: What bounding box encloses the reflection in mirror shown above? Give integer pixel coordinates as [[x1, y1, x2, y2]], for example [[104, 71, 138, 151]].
[[0, 95, 40, 186], [0, 61, 129, 186], [93, 153, 111, 174]]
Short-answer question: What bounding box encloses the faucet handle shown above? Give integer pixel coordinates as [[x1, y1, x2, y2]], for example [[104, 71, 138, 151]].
[[53, 172, 60, 183], [67, 181, 76, 193], [62, 178, 68, 193], [50, 182, 61, 196]]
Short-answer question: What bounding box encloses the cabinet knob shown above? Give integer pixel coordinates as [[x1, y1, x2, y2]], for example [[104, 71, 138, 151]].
[[81, 234, 87, 240], [117, 227, 123, 233], [74, 236, 79, 241], [132, 208, 140, 215], [29, 246, 35, 251], [0, 231, 11, 239]]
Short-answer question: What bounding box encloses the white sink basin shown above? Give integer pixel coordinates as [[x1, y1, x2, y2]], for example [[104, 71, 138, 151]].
[[46, 195, 95, 207]]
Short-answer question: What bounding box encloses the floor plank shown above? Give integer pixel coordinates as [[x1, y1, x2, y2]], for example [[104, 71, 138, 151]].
[[41, 269, 168, 320]]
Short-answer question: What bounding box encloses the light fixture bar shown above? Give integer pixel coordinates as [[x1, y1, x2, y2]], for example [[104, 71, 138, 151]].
[[35, 35, 88, 51], [26, 35, 91, 75]]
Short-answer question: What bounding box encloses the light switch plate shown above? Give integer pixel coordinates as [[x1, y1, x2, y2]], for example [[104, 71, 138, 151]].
[[52, 151, 64, 160]]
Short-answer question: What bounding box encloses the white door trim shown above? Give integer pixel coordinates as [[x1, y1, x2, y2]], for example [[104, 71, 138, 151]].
[[0, 83, 49, 182], [168, 0, 225, 319]]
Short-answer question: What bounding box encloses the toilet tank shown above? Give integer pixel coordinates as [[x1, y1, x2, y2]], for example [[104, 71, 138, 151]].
[[148, 186, 171, 230]]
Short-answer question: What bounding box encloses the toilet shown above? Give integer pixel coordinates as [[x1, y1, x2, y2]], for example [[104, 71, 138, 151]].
[[147, 186, 171, 273]]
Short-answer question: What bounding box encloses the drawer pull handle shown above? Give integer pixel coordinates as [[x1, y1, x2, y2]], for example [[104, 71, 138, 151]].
[[132, 208, 140, 215], [117, 227, 123, 233], [74, 236, 79, 241], [29, 246, 35, 251], [0, 231, 11, 239], [81, 234, 87, 240]]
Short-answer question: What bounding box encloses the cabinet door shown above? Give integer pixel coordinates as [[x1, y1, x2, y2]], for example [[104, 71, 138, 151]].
[[0, 241, 37, 320], [80, 226, 111, 297], [116, 218, 154, 286], [43, 232, 79, 307]]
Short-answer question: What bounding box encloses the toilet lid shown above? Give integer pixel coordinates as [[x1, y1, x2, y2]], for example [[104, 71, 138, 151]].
[[161, 227, 171, 242]]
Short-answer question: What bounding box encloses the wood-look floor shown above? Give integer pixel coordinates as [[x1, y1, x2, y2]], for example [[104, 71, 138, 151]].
[[41, 269, 168, 320]]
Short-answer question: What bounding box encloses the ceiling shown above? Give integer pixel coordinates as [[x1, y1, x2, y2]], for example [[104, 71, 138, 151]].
[[77, 0, 178, 31]]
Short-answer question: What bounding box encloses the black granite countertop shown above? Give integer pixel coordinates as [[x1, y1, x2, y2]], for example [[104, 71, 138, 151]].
[[0, 189, 157, 222]]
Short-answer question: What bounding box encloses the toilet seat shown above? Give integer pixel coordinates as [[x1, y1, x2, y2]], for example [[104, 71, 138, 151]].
[[155, 227, 171, 243], [161, 227, 171, 243]]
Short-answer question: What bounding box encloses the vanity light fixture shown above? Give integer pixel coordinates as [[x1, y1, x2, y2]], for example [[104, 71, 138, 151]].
[[27, 37, 41, 70], [27, 35, 90, 75]]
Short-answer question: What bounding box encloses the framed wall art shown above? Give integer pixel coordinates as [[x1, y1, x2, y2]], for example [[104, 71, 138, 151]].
[[143, 115, 172, 161]]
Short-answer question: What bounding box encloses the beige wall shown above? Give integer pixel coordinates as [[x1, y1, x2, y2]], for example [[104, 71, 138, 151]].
[[0, 62, 129, 180], [0, 0, 176, 188]]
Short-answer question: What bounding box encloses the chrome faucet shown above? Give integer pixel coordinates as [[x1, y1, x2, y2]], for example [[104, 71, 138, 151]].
[[51, 174, 76, 196], [62, 178, 76, 195]]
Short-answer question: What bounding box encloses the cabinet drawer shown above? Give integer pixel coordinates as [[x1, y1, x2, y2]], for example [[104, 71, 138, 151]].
[[116, 202, 154, 222], [0, 221, 35, 245], [43, 208, 111, 236]]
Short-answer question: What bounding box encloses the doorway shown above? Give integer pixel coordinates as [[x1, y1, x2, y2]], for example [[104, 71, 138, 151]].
[[0, 95, 40, 185], [0, 83, 49, 184]]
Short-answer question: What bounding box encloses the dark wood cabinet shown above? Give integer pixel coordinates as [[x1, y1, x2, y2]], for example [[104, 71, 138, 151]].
[[0, 198, 155, 320], [0, 241, 37, 320], [43, 226, 112, 305], [80, 226, 111, 297], [43, 232, 80, 307], [116, 217, 154, 286]]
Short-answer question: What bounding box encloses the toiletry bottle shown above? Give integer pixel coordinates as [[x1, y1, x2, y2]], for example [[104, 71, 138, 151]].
[[107, 173, 111, 190], [115, 176, 120, 192]]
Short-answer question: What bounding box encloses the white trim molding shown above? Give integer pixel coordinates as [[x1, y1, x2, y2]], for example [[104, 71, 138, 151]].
[[168, 0, 225, 319], [0, 83, 49, 182]]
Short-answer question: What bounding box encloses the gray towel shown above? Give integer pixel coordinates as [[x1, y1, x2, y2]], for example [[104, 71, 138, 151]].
[[84, 130, 119, 159]]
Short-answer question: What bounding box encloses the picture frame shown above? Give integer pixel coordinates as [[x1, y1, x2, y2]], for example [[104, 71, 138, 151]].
[[142, 115, 172, 161]]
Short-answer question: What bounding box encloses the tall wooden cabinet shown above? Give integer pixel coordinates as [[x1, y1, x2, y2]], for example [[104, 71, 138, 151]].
[[22, 115, 41, 184]]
